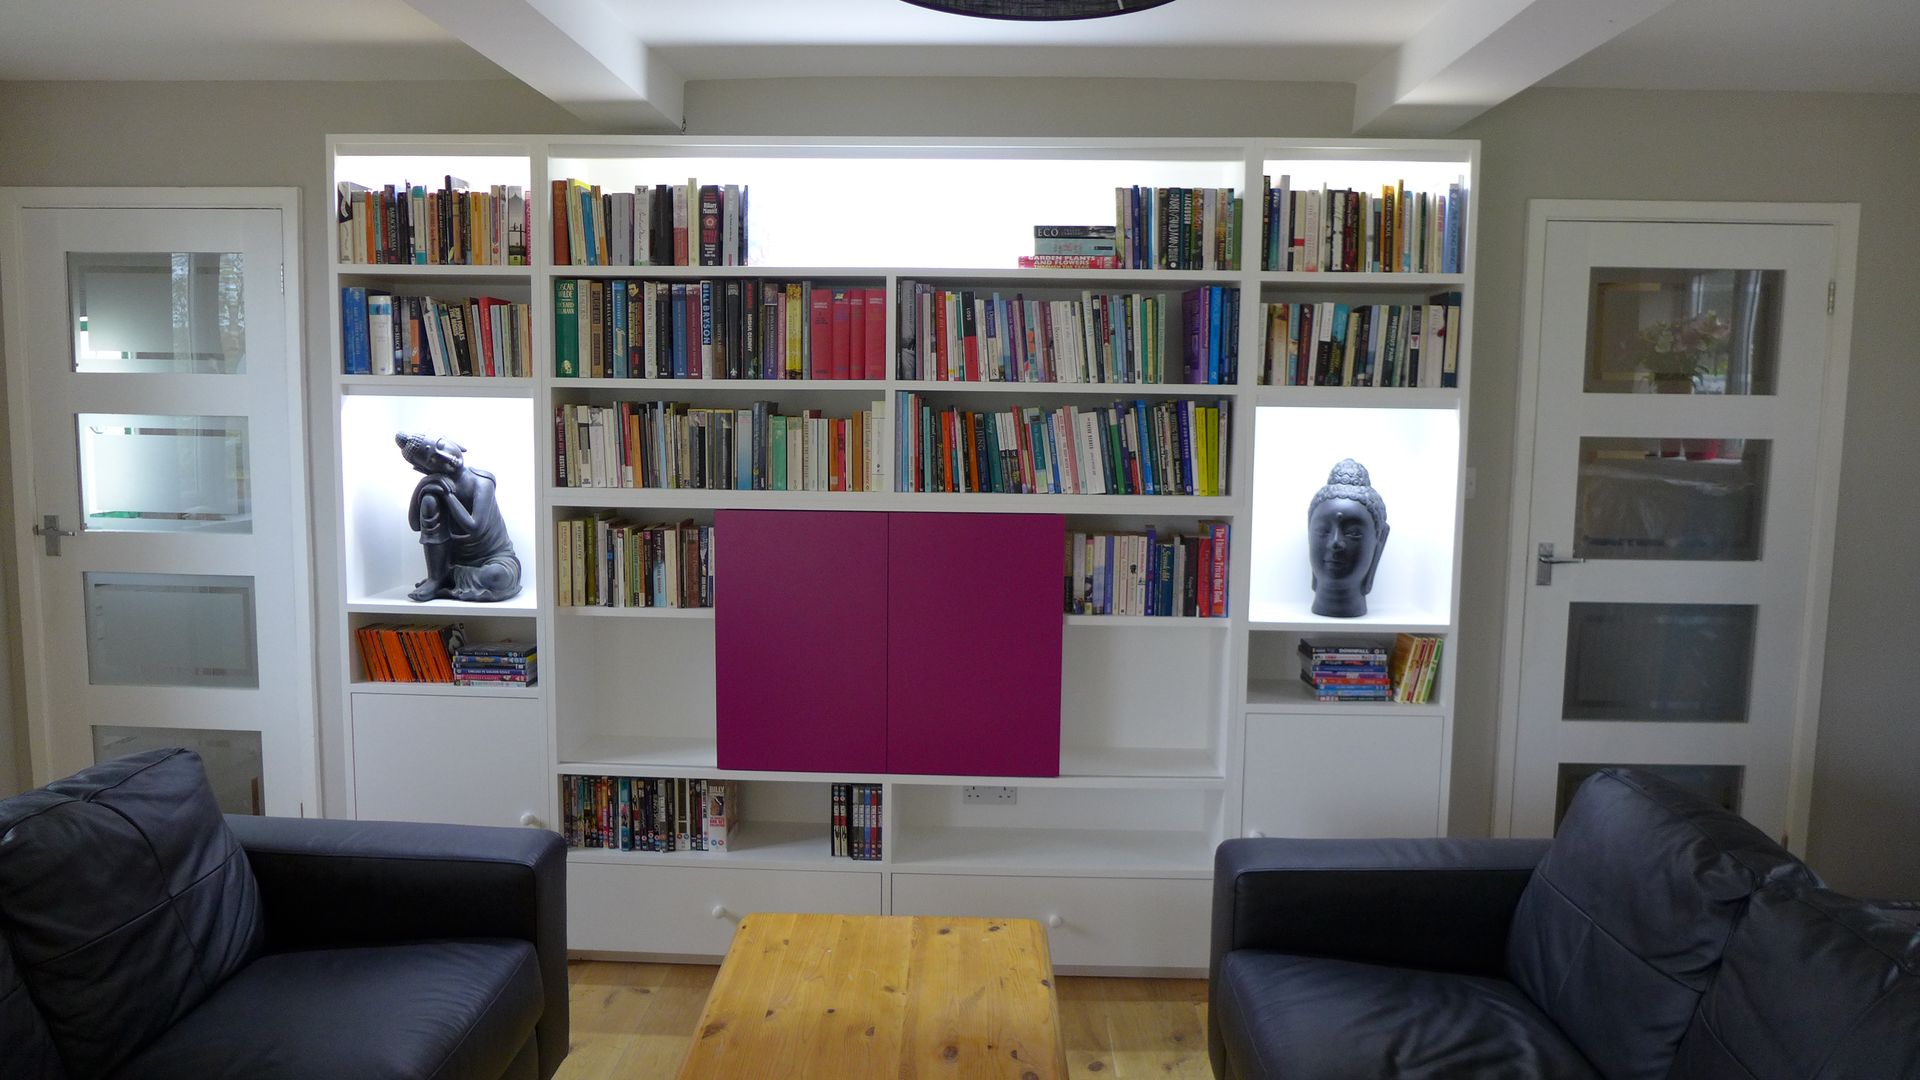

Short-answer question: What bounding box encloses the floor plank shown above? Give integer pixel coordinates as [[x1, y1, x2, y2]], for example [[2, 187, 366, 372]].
[[555, 961, 1210, 1080]]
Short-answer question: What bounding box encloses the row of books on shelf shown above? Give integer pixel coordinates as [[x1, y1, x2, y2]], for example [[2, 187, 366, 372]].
[[340, 288, 531, 377], [896, 283, 1239, 386], [336, 178, 528, 265], [831, 783, 883, 861], [555, 401, 883, 492], [552, 179, 748, 267], [895, 393, 1229, 497], [1259, 294, 1463, 388], [1067, 526, 1229, 618], [1296, 634, 1442, 703], [557, 517, 712, 609], [1113, 188, 1243, 271], [555, 278, 885, 380], [1258, 175, 1466, 275], [562, 776, 738, 852], [357, 624, 537, 687]]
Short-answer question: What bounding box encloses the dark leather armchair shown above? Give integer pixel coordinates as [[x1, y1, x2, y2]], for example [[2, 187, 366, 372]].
[[1210, 768, 1920, 1079], [0, 749, 568, 1080]]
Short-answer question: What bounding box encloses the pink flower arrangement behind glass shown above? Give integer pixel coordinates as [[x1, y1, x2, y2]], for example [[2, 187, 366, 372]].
[[1630, 309, 1731, 389]]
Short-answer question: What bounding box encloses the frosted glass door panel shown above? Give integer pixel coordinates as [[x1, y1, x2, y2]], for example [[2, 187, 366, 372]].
[[68, 252, 246, 374], [1586, 268, 1781, 395], [76, 414, 251, 532], [1574, 437, 1769, 561], [83, 572, 258, 688], [1555, 763, 1742, 829], [92, 725, 264, 814], [1562, 602, 1755, 723]]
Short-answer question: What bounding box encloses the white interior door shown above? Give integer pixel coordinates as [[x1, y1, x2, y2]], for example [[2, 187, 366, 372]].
[[1507, 214, 1841, 843], [2, 194, 314, 815]]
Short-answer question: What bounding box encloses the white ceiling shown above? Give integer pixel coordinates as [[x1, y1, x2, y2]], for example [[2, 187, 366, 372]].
[[1, 0, 1916, 132]]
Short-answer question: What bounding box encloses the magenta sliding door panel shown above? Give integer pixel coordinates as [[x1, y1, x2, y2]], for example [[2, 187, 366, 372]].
[[887, 512, 1065, 777], [715, 510, 888, 773]]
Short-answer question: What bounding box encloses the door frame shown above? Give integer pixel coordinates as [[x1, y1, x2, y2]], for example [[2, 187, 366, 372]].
[[1493, 200, 1859, 851], [0, 187, 316, 807]]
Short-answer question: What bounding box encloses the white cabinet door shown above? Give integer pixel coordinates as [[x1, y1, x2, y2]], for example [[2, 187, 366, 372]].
[[568, 863, 883, 956], [891, 873, 1210, 972], [1242, 714, 1444, 838], [350, 691, 547, 828]]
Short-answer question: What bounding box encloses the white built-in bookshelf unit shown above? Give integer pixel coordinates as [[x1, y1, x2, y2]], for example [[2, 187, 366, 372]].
[[327, 135, 1477, 973]]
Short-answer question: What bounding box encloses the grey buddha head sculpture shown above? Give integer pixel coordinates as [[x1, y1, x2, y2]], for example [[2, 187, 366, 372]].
[[397, 433, 522, 603], [1307, 458, 1389, 618]]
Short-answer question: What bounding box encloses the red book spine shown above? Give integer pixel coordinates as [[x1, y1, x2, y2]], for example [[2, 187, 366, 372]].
[[1197, 533, 1214, 617], [962, 305, 981, 382], [809, 288, 834, 380], [476, 300, 497, 377], [933, 294, 950, 381], [848, 289, 866, 381], [831, 289, 853, 380], [863, 288, 887, 380], [1209, 521, 1229, 617]]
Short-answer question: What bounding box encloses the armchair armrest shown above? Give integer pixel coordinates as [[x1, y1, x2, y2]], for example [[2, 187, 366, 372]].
[[1210, 836, 1550, 983], [226, 815, 568, 1078]]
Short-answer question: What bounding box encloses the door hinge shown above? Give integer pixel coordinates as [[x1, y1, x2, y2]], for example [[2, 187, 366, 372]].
[[279, 264, 286, 295], [1827, 280, 1836, 316]]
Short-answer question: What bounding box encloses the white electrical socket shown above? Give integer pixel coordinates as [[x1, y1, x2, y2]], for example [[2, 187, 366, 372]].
[[961, 786, 1016, 804]]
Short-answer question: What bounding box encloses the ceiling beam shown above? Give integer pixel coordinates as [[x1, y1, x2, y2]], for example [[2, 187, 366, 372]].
[[1353, 0, 1677, 136], [401, 0, 683, 132]]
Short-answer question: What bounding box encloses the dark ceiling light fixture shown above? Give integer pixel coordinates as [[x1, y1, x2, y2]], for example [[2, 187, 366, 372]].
[[899, 0, 1179, 21]]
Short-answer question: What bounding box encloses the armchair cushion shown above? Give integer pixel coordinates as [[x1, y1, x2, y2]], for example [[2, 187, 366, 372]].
[[0, 748, 262, 1079], [1505, 768, 1814, 1080], [1669, 882, 1920, 1079], [1216, 949, 1600, 1080], [107, 938, 543, 1080]]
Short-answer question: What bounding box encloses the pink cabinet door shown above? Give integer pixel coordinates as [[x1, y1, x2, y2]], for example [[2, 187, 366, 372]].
[[887, 513, 1065, 777], [715, 510, 888, 773]]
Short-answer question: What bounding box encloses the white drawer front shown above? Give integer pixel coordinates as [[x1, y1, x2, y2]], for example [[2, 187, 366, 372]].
[[891, 874, 1210, 972], [351, 692, 547, 829], [1242, 713, 1444, 839], [568, 863, 884, 956]]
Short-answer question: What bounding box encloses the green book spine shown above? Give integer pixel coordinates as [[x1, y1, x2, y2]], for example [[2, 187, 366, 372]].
[[554, 278, 579, 377]]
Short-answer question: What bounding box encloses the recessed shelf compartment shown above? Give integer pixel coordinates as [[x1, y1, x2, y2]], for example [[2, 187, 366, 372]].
[[341, 393, 538, 610], [1247, 405, 1458, 628]]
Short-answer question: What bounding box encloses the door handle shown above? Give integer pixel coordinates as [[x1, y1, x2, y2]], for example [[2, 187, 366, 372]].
[[1536, 542, 1584, 585], [31, 514, 76, 557]]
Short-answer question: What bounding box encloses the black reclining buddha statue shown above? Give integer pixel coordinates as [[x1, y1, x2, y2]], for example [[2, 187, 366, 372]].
[[396, 432, 521, 603]]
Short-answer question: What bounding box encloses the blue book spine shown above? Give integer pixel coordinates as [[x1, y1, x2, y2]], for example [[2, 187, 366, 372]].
[[1206, 287, 1222, 384], [671, 284, 689, 377], [579, 189, 597, 266], [1446, 184, 1464, 275], [609, 283, 627, 379], [1157, 537, 1176, 616], [340, 286, 370, 374]]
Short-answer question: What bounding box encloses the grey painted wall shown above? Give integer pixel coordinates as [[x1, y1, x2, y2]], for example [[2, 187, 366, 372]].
[[0, 76, 1912, 896]]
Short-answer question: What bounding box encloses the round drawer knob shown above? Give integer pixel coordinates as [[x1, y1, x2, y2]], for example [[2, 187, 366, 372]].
[[1247, 829, 1266, 839], [711, 904, 729, 920], [1046, 913, 1064, 929], [519, 812, 542, 828]]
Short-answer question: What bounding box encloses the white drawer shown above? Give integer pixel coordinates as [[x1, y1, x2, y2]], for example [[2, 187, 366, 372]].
[[351, 692, 547, 829], [891, 874, 1210, 972], [568, 863, 884, 956], [1242, 713, 1444, 839]]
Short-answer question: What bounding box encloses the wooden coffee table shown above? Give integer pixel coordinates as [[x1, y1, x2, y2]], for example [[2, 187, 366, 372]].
[[676, 913, 1067, 1079]]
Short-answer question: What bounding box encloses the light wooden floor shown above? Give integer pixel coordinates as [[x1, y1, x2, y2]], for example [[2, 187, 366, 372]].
[[558, 960, 1213, 1079]]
